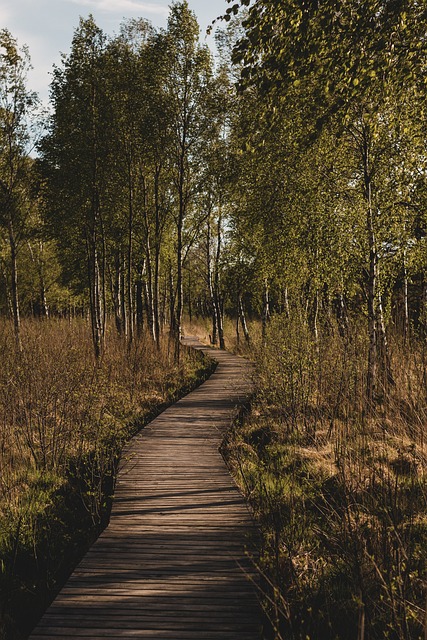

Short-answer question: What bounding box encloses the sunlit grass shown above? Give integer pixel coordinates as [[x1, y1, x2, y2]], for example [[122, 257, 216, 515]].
[[216, 313, 427, 640], [0, 317, 210, 640]]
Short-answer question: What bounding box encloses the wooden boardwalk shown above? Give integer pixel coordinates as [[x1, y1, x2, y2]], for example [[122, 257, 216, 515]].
[[29, 338, 263, 639]]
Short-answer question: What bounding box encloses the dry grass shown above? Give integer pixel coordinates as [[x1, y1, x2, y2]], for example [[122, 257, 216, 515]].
[[184, 314, 260, 355], [219, 314, 427, 640], [0, 317, 210, 640]]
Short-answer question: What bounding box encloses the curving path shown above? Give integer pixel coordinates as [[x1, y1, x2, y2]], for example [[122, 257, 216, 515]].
[[29, 337, 263, 639]]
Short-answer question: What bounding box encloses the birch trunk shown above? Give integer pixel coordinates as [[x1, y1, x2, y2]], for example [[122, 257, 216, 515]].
[[87, 236, 103, 360], [8, 218, 21, 351], [135, 262, 145, 335], [27, 240, 49, 318], [213, 209, 225, 349], [363, 129, 378, 407], [127, 167, 134, 346], [403, 249, 409, 343], [206, 214, 217, 345], [262, 278, 271, 345], [109, 250, 124, 335], [153, 167, 162, 349], [238, 295, 250, 345]]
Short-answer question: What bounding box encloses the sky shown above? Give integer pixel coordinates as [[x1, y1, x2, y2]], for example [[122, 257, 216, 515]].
[[2, 0, 229, 104]]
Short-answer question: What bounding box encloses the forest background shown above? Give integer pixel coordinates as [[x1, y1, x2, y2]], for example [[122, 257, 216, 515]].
[[1, 1, 427, 639]]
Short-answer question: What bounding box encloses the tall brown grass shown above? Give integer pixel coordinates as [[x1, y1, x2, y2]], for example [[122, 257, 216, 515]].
[[221, 313, 427, 640], [0, 318, 210, 640]]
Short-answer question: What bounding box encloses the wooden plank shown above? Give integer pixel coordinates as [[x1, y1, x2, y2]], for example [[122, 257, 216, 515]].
[[29, 338, 263, 639], [32, 632, 261, 639]]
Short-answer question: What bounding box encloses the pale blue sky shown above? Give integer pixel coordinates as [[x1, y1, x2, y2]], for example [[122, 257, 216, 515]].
[[2, 0, 229, 103]]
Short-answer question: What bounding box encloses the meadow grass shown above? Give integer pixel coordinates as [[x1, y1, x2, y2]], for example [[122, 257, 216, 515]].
[[0, 318, 211, 640], [217, 313, 427, 640]]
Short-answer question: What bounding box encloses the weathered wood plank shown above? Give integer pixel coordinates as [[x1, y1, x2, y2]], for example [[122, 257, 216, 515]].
[[29, 338, 263, 639], [32, 632, 261, 639]]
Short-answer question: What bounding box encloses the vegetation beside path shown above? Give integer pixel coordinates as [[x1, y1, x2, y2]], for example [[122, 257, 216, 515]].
[[2, 1, 427, 638], [0, 318, 213, 640], [219, 316, 427, 640]]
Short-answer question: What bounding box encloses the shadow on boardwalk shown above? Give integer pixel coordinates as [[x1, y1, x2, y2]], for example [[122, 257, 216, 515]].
[[29, 337, 264, 640]]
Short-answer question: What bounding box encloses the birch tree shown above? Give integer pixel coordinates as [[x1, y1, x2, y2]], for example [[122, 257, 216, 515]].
[[42, 17, 110, 358], [0, 29, 39, 349], [226, 0, 427, 404], [165, 1, 215, 356]]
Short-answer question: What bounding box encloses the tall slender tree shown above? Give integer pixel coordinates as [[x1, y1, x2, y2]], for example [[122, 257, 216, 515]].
[[41, 17, 110, 358], [165, 1, 215, 356], [0, 29, 39, 349], [224, 0, 427, 404]]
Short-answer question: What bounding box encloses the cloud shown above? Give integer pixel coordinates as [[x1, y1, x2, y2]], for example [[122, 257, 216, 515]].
[[68, 0, 168, 16], [0, 4, 13, 26]]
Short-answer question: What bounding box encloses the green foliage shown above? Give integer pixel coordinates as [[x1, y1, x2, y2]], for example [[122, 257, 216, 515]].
[[230, 0, 427, 125], [2, 2, 427, 637]]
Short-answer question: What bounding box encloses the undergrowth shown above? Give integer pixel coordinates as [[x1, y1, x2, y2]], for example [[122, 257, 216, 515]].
[[0, 318, 212, 640], [223, 313, 427, 640]]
